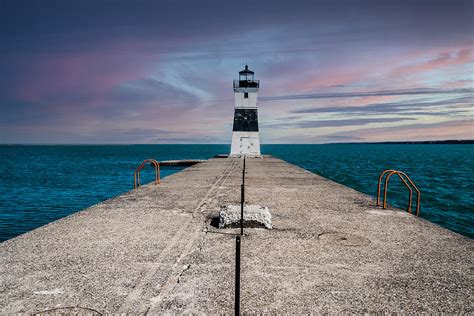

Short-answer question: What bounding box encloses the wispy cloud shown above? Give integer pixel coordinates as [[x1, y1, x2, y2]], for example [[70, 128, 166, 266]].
[[264, 117, 416, 129], [323, 119, 474, 142], [290, 95, 473, 115], [392, 48, 474, 77], [261, 88, 473, 102], [0, 0, 473, 143]]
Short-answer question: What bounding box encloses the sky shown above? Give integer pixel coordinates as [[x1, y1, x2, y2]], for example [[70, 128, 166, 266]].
[[0, 0, 473, 144]]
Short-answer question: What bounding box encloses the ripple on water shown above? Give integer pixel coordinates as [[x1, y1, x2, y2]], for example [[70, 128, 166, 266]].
[[0, 144, 472, 241]]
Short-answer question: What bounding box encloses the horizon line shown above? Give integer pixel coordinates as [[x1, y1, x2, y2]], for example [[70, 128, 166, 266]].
[[1, 139, 473, 146]]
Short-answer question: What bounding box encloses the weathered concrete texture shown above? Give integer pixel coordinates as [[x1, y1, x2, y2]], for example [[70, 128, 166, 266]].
[[219, 204, 272, 229], [160, 159, 204, 166], [0, 157, 472, 314]]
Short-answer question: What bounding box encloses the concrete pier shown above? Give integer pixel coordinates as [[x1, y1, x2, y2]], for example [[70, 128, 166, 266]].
[[0, 157, 472, 313], [159, 159, 205, 167]]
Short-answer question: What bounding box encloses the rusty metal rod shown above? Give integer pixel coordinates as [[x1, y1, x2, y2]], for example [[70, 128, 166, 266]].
[[243, 155, 246, 187], [377, 169, 396, 206], [395, 171, 421, 216], [384, 171, 413, 213], [235, 235, 241, 316], [240, 184, 244, 236]]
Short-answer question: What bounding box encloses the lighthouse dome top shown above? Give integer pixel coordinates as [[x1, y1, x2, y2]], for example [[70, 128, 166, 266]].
[[239, 65, 254, 75], [238, 65, 256, 82], [234, 65, 260, 91]]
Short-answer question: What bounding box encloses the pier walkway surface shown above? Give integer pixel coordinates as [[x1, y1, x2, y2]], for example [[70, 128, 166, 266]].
[[1, 157, 472, 313]]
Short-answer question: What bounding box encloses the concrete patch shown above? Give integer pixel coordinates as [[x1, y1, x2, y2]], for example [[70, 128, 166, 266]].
[[36, 307, 102, 315], [33, 288, 63, 295], [318, 232, 371, 247], [366, 209, 409, 217], [218, 204, 272, 229]]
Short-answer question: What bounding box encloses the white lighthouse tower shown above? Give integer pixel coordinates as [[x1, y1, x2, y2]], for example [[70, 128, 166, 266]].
[[230, 65, 261, 157]]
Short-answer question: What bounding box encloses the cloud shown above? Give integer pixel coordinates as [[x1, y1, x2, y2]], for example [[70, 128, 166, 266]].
[[78, 128, 184, 143], [290, 95, 473, 115], [150, 136, 227, 144], [0, 0, 473, 143], [325, 119, 474, 142], [392, 48, 474, 77], [262, 88, 473, 102], [263, 132, 365, 144], [111, 128, 181, 136], [264, 117, 416, 129], [297, 117, 417, 128], [322, 135, 364, 141]]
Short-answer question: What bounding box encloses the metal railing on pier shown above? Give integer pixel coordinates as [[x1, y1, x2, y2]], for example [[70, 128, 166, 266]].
[[134, 159, 160, 188], [377, 169, 420, 215]]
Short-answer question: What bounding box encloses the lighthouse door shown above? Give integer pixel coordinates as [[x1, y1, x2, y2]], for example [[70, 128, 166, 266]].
[[240, 137, 251, 153]]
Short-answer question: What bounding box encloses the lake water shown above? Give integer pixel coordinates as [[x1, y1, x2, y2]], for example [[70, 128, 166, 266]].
[[0, 144, 472, 241]]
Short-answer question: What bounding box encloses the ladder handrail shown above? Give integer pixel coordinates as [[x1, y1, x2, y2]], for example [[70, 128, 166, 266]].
[[134, 159, 160, 188], [394, 170, 420, 216], [377, 169, 397, 206], [377, 169, 421, 216], [384, 171, 413, 214]]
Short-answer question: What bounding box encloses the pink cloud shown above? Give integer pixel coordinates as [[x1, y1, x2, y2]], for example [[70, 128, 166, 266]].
[[443, 79, 474, 89], [339, 119, 474, 142], [301, 69, 367, 91], [276, 45, 473, 95], [345, 95, 398, 107], [15, 50, 156, 106], [391, 47, 474, 77]]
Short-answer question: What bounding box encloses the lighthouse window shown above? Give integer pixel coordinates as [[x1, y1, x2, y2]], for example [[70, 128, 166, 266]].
[[244, 92, 248, 99]]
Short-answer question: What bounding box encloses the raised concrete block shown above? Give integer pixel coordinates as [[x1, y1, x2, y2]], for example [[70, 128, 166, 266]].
[[219, 204, 272, 229]]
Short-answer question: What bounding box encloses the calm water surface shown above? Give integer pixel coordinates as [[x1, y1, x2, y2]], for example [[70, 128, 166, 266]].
[[264, 144, 473, 239], [0, 144, 472, 241]]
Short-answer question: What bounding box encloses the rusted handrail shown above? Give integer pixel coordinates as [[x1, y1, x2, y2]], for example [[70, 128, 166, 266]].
[[384, 171, 413, 214], [395, 171, 421, 216], [376, 169, 397, 206], [377, 169, 421, 216], [134, 159, 160, 188]]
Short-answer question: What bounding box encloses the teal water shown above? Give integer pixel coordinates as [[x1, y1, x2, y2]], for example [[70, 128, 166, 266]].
[[0, 144, 472, 241], [264, 144, 473, 239]]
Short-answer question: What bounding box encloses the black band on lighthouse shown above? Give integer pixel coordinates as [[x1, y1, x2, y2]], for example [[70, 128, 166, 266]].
[[232, 109, 259, 132]]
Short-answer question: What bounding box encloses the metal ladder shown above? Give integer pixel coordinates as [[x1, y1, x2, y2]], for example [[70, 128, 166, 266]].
[[134, 159, 160, 188], [377, 170, 421, 215]]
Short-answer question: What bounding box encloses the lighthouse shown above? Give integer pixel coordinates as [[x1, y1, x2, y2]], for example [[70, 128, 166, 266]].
[[230, 65, 261, 157]]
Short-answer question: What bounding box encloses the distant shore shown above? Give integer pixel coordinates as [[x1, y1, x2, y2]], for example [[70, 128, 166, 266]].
[[348, 140, 473, 145], [0, 140, 473, 146]]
